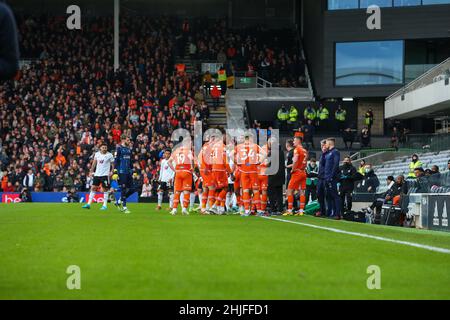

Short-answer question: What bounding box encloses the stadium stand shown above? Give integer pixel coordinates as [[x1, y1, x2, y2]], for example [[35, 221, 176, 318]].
[[373, 150, 450, 192], [0, 13, 308, 194]]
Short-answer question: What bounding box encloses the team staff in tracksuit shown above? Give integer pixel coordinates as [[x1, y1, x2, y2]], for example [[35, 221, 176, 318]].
[[316, 140, 328, 217], [339, 156, 358, 212], [324, 138, 341, 219]]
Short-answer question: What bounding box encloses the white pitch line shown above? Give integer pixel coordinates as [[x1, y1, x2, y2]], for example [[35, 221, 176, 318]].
[[261, 216, 450, 255]]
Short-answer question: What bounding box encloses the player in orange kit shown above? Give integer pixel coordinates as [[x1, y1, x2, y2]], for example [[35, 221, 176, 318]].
[[284, 135, 308, 216], [168, 138, 194, 215], [197, 135, 215, 214], [234, 133, 261, 216], [210, 135, 232, 215]]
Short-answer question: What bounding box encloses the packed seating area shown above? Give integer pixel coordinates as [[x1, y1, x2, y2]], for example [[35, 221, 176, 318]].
[[0, 15, 209, 193], [372, 150, 450, 193], [181, 18, 307, 87]]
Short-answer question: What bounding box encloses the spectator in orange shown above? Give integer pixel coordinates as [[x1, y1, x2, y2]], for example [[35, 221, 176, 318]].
[[55, 151, 67, 168], [176, 63, 186, 76], [112, 125, 122, 144], [128, 96, 137, 110], [1, 174, 8, 191], [211, 85, 221, 110]]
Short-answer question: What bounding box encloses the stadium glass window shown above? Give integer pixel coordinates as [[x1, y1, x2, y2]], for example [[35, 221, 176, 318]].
[[359, 0, 393, 8], [393, 0, 421, 6], [422, 0, 450, 4], [335, 40, 404, 86], [328, 0, 359, 10]]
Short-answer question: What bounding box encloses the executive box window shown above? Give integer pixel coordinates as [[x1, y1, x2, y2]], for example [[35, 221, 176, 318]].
[[360, 0, 393, 7], [328, 0, 359, 10], [328, 0, 450, 10], [335, 40, 404, 86]]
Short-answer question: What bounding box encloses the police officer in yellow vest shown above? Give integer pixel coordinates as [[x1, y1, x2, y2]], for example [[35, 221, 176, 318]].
[[217, 66, 227, 95], [288, 105, 299, 131], [276, 104, 290, 131], [316, 103, 329, 128], [365, 108, 374, 133], [408, 154, 423, 179], [335, 105, 347, 132], [304, 106, 316, 122]]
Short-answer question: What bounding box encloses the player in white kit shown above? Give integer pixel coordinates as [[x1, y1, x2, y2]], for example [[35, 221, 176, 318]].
[[82, 143, 115, 211], [157, 149, 175, 210]]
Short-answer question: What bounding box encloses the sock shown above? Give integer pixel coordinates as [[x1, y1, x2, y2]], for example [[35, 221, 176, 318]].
[[103, 192, 109, 207], [173, 192, 180, 209], [217, 189, 227, 207], [288, 194, 294, 211], [225, 192, 232, 210], [243, 191, 251, 211], [113, 192, 119, 204], [232, 193, 237, 207], [236, 194, 241, 207], [122, 197, 127, 208], [201, 191, 208, 209], [189, 192, 196, 209], [208, 189, 216, 208], [88, 191, 95, 205], [157, 191, 163, 206], [253, 190, 261, 211], [169, 192, 174, 208], [183, 192, 190, 209], [300, 194, 306, 211], [261, 192, 267, 211]]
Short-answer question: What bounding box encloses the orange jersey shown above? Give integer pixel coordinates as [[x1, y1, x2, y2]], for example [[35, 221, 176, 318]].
[[171, 146, 194, 172], [292, 145, 307, 173], [258, 144, 269, 176], [235, 142, 260, 173], [211, 142, 229, 172], [197, 145, 212, 171]]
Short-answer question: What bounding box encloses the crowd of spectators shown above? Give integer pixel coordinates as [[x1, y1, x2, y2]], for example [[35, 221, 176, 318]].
[[180, 18, 307, 87], [0, 15, 210, 194]]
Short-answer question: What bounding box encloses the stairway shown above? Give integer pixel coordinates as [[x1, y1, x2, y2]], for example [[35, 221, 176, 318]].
[[205, 96, 227, 129], [176, 44, 228, 130]]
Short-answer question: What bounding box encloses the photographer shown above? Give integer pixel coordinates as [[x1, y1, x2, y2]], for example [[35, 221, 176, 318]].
[[20, 187, 32, 203], [67, 188, 80, 203]]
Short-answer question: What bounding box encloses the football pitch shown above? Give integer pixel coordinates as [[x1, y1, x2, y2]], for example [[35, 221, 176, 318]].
[[0, 203, 449, 300]]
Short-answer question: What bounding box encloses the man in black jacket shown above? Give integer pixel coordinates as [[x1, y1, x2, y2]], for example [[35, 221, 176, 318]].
[[0, 1, 19, 81], [339, 156, 357, 212], [268, 137, 285, 215]]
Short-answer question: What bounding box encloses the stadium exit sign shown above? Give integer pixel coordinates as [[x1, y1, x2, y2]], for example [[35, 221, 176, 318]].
[[240, 78, 252, 84]]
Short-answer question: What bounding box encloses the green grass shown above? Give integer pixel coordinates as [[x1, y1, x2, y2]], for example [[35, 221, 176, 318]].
[[0, 203, 449, 300]]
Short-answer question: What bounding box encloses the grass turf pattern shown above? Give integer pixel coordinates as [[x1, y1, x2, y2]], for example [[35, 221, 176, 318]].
[[0, 203, 449, 299]]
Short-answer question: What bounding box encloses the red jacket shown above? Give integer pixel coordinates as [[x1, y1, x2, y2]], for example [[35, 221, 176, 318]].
[[211, 86, 221, 99]]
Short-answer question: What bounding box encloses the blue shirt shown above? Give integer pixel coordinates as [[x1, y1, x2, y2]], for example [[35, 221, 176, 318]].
[[115, 145, 132, 174]]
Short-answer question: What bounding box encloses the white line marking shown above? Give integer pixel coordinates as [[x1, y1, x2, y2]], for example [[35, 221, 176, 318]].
[[261, 216, 450, 255]]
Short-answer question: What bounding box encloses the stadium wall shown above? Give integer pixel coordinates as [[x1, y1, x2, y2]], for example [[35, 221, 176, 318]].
[[303, 1, 450, 99]]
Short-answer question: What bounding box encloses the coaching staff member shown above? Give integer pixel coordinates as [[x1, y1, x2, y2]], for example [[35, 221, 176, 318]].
[[0, 1, 19, 82], [324, 138, 341, 219], [316, 140, 328, 217], [268, 137, 285, 215]]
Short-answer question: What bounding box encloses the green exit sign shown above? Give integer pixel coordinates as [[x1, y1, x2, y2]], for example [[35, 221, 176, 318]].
[[240, 78, 252, 84]]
